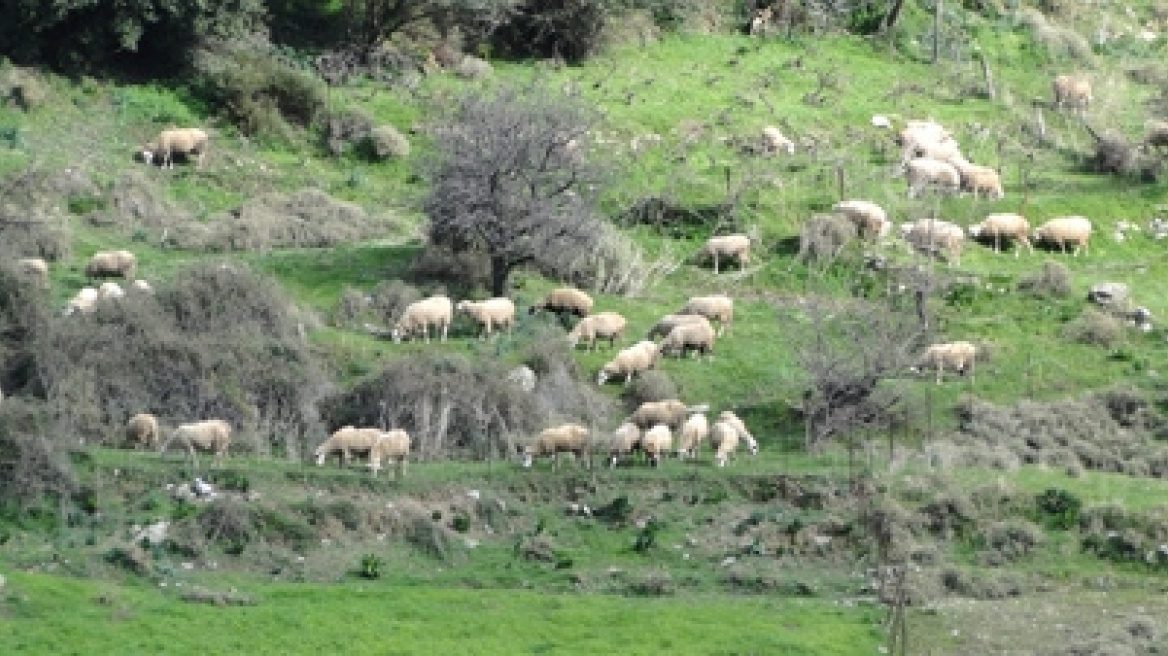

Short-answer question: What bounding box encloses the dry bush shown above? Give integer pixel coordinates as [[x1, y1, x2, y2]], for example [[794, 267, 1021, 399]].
[[1063, 308, 1124, 347], [367, 279, 423, 325], [407, 248, 490, 296], [0, 168, 97, 261], [0, 262, 52, 396], [1017, 8, 1094, 61], [85, 170, 190, 234], [323, 109, 373, 157], [1017, 260, 1071, 298], [552, 224, 680, 296], [622, 370, 678, 407], [0, 65, 50, 111], [370, 125, 410, 160], [0, 396, 77, 515], [794, 213, 858, 268], [940, 566, 1026, 599], [1090, 134, 1137, 175], [977, 519, 1045, 565]]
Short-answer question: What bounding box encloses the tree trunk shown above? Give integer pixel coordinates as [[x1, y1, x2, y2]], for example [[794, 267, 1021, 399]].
[[883, 0, 907, 40], [490, 256, 509, 297]]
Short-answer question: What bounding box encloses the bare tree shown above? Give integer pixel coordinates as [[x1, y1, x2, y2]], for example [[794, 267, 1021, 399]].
[[423, 80, 607, 297]]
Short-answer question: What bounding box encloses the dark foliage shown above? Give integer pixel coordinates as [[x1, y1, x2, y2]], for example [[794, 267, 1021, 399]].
[[491, 0, 607, 63], [0, 396, 77, 516]]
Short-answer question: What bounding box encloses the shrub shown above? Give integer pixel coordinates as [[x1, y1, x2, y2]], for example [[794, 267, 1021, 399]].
[[359, 553, 383, 579], [622, 370, 679, 407], [1017, 260, 1071, 298], [0, 167, 98, 261], [492, 0, 607, 63], [0, 65, 49, 111], [407, 248, 491, 297], [1034, 488, 1082, 530], [370, 125, 411, 160], [795, 213, 858, 268], [1063, 308, 1123, 348], [0, 397, 77, 516]]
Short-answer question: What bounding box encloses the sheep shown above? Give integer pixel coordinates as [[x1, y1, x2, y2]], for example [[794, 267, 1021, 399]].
[[64, 287, 99, 316], [678, 294, 734, 336], [646, 313, 710, 340], [718, 410, 759, 455], [1052, 75, 1092, 113], [522, 423, 592, 469], [629, 399, 702, 432], [529, 287, 593, 319], [456, 297, 516, 338], [968, 213, 1033, 256], [676, 412, 709, 459], [98, 281, 125, 301], [1144, 119, 1168, 153], [368, 429, 411, 478], [125, 413, 159, 450], [160, 419, 232, 467], [913, 341, 978, 384], [391, 295, 453, 343], [1033, 216, 1093, 256], [697, 234, 751, 273], [85, 250, 137, 281], [660, 321, 717, 360], [905, 158, 961, 198], [17, 257, 48, 288], [641, 424, 673, 467], [315, 426, 385, 467], [142, 128, 209, 169], [709, 420, 740, 467], [607, 422, 642, 468], [903, 137, 964, 166], [951, 159, 1005, 199], [760, 125, 794, 155], [568, 311, 628, 350], [833, 200, 890, 240], [900, 218, 966, 264], [896, 120, 950, 150], [597, 340, 660, 385]]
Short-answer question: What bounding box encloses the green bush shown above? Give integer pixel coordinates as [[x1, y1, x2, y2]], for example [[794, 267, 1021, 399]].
[[360, 553, 383, 579], [1034, 488, 1082, 530]]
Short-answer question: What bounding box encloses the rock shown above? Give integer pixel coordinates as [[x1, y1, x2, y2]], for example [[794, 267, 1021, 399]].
[[1087, 282, 1129, 307]]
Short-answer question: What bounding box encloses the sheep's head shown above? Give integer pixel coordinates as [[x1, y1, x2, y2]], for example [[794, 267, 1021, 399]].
[[140, 143, 159, 164], [968, 224, 983, 238], [596, 369, 610, 385]]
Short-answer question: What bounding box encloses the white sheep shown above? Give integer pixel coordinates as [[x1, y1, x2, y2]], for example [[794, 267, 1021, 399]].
[[1052, 75, 1092, 113], [968, 213, 1033, 256], [1033, 216, 1093, 256], [597, 340, 660, 385], [709, 419, 740, 467], [392, 295, 453, 343], [142, 128, 209, 169], [913, 341, 978, 384], [629, 399, 698, 431], [760, 125, 794, 155], [952, 159, 1004, 199], [903, 137, 964, 166], [160, 419, 232, 467], [456, 297, 516, 338], [369, 429, 411, 478], [315, 426, 386, 467], [85, 250, 137, 281], [646, 313, 711, 340], [905, 158, 961, 198], [98, 281, 125, 301], [607, 422, 642, 468], [660, 320, 717, 360], [896, 120, 950, 150], [678, 294, 734, 336], [529, 287, 593, 318], [676, 412, 709, 459], [697, 234, 751, 273], [641, 424, 673, 467], [125, 413, 160, 450], [568, 311, 628, 350], [522, 423, 592, 469], [900, 218, 966, 265], [718, 410, 759, 455], [17, 257, 49, 288], [64, 287, 99, 316], [833, 200, 890, 240]]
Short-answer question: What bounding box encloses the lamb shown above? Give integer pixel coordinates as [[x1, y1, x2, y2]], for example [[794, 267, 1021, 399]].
[[528, 287, 593, 318], [1052, 75, 1092, 113], [142, 127, 209, 169], [17, 257, 49, 288], [315, 426, 385, 467], [629, 399, 700, 431], [905, 158, 961, 198], [1033, 216, 1093, 256], [522, 423, 592, 469], [968, 213, 1033, 256], [900, 218, 966, 264], [697, 234, 751, 273], [568, 311, 628, 350], [833, 200, 890, 240], [98, 281, 125, 301], [676, 412, 709, 459], [709, 419, 740, 467], [391, 295, 453, 343], [660, 321, 717, 360], [125, 413, 160, 450], [456, 297, 516, 338], [85, 250, 137, 281], [597, 340, 660, 385], [678, 294, 734, 336], [718, 410, 759, 455], [913, 341, 978, 384], [607, 422, 642, 468], [368, 429, 411, 478], [646, 313, 710, 340], [160, 419, 232, 467], [760, 125, 794, 155], [64, 287, 99, 316], [952, 159, 1004, 199], [640, 424, 673, 467]]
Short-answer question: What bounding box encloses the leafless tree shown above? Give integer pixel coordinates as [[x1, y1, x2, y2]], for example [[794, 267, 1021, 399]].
[[423, 80, 607, 297]]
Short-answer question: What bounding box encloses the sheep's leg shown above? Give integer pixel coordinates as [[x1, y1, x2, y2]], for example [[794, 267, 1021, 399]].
[[441, 322, 448, 342], [713, 253, 720, 274]]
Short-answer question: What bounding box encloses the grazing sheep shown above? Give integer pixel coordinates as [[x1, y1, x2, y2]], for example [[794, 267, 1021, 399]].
[[641, 424, 673, 467], [952, 159, 1004, 199], [142, 128, 209, 169], [368, 429, 411, 478], [392, 295, 454, 343], [1145, 120, 1168, 153], [660, 321, 717, 360], [718, 410, 759, 455], [529, 287, 593, 319], [568, 311, 628, 350], [17, 257, 48, 288], [64, 287, 99, 316], [607, 422, 642, 468], [597, 340, 660, 385], [1052, 75, 1092, 112], [676, 413, 709, 459], [697, 234, 751, 273], [630, 399, 699, 431], [833, 200, 890, 240], [161, 419, 232, 467], [1033, 216, 1093, 256], [456, 297, 516, 338], [646, 313, 710, 340], [905, 158, 961, 198], [760, 125, 794, 155], [522, 423, 592, 469], [709, 420, 740, 467], [896, 120, 950, 150], [85, 250, 137, 281], [913, 341, 978, 384], [678, 295, 734, 336], [315, 426, 386, 467], [125, 413, 159, 450], [900, 218, 966, 264], [904, 137, 964, 166], [968, 213, 1033, 256], [98, 281, 125, 301]]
